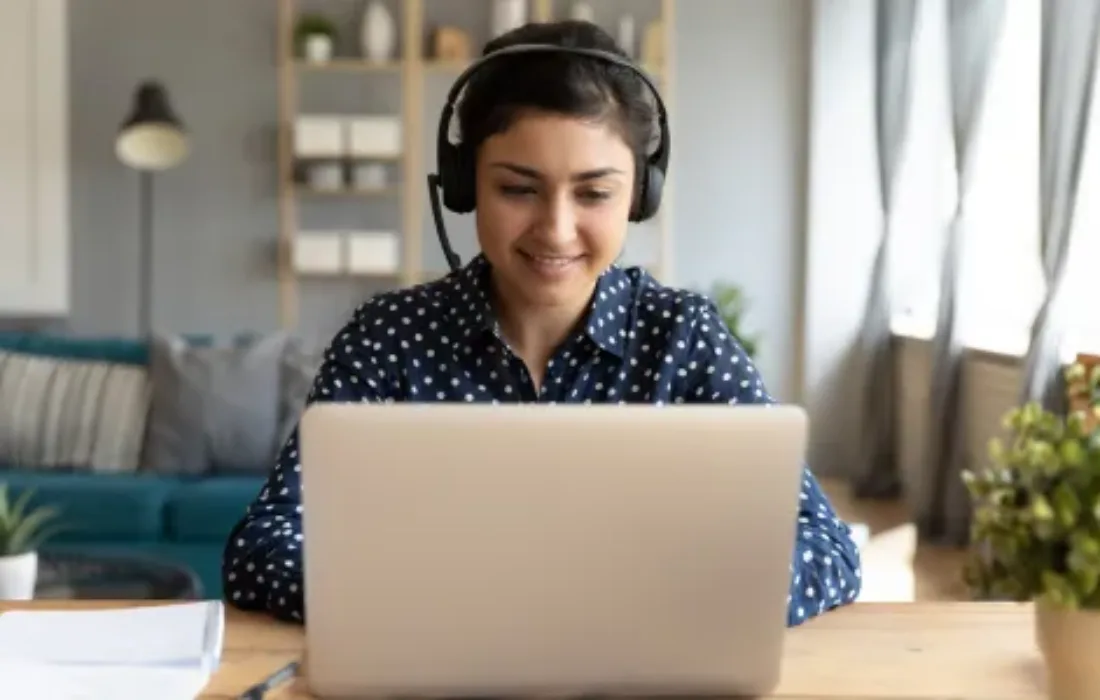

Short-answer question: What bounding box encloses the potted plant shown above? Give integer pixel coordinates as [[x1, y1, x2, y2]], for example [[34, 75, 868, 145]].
[[0, 484, 62, 600], [962, 361, 1100, 700], [295, 13, 337, 64], [708, 282, 759, 359]]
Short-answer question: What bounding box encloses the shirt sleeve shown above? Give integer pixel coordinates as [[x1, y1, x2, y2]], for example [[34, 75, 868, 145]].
[[678, 300, 863, 627], [221, 307, 394, 623]]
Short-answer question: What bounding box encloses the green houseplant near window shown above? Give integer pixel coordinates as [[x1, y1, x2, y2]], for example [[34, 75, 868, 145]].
[[0, 485, 63, 600], [708, 282, 759, 360], [962, 361, 1100, 700]]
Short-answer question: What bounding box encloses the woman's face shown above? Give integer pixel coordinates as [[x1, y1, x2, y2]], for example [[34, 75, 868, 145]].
[[474, 110, 635, 312]]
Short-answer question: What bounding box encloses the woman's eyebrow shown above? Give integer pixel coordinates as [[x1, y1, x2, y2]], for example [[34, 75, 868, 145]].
[[490, 161, 626, 181]]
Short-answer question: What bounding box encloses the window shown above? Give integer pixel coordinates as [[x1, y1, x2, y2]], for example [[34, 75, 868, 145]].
[[889, 0, 1044, 356], [1057, 57, 1100, 357], [889, 0, 956, 339]]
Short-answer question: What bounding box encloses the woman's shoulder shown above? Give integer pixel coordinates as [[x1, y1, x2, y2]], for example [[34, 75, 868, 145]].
[[615, 264, 720, 330], [333, 274, 461, 345]]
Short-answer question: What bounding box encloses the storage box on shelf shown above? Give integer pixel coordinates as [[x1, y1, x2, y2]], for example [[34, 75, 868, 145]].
[[0, 330, 325, 600], [293, 230, 401, 277]]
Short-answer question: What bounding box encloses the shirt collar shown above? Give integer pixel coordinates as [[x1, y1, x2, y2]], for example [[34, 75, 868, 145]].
[[445, 254, 632, 358]]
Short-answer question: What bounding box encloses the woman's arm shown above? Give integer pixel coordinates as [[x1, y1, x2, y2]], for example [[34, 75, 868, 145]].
[[676, 299, 863, 626], [221, 303, 396, 622]]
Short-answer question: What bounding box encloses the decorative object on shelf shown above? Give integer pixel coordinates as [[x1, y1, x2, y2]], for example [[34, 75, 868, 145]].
[[492, 0, 527, 38], [0, 485, 64, 600], [295, 12, 337, 63], [360, 0, 397, 63], [292, 233, 343, 274], [707, 282, 759, 359], [432, 26, 472, 62], [962, 361, 1100, 700], [294, 115, 345, 158], [347, 115, 402, 158], [115, 80, 189, 335], [617, 15, 636, 58], [304, 161, 344, 191], [351, 163, 389, 189], [346, 231, 400, 275], [642, 20, 665, 69], [570, 2, 595, 22]]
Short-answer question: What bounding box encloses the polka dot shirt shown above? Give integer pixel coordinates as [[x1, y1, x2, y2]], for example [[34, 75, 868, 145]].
[[222, 254, 862, 627]]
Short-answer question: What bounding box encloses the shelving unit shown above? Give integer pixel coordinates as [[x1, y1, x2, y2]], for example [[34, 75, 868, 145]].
[[275, 0, 675, 331]]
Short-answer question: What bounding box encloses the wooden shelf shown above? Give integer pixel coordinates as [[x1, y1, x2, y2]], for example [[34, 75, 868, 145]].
[[296, 58, 402, 73], [424, 59, 470, 73], [295, 185, 400, 198], [298, 269, 403, 280], [294, 154, 403, 164], [276, 0, 676, 331]]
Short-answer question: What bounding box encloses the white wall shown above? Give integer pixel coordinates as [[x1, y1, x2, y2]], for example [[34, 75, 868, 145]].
[[801, 0, 881, 475], [672, 0, 811, 404]]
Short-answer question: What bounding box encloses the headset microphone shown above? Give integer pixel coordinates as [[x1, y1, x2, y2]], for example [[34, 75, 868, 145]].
[[428, 173, 463, 272], [426, 42, 671, 274]]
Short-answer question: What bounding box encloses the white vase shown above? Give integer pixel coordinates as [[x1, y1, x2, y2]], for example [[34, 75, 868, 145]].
[[0, 551, 37, 600], [617, 15, 636, 58], [571, 2, 595, 22], [360, 1, 396, 63], [304, 34, 333, 63], [1036, 602, 1100, 700], [492, 0, 527, 38]]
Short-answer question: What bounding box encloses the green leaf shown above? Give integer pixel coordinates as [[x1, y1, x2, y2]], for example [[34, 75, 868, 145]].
[[1061, 440, 1087, 468], [0, 485, 65, 556], [1042, 571, 1079, 608], [1053, 482, 1083, 529], [1032, 495, 1055, 522]]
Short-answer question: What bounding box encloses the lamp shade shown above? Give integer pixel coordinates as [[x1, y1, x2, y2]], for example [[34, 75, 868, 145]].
[[116, 81, 189, 171]]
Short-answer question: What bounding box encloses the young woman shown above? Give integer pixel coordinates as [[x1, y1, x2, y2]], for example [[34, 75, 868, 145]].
[[223, 20, 862, 627]]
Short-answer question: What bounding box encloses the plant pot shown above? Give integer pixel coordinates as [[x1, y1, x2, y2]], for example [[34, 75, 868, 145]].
[[0, 551, 37, 600], [304, 34, 333, 63], [1036, 601, 1100, 700]]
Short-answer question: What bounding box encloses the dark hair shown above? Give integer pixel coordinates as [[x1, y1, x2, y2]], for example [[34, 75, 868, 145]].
[[455, 21, 656, 173]]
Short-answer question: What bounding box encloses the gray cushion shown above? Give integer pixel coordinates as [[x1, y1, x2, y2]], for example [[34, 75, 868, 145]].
[[277, 338, 324, 447], [143, 333, 289, 475]]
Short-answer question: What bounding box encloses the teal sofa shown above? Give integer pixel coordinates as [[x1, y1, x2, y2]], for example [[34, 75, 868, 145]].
[[0, 331, 319, 600], [0, 470, 262, 598]]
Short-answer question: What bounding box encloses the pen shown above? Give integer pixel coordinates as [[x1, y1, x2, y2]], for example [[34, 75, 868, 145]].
[[237, 660, 300, 700]]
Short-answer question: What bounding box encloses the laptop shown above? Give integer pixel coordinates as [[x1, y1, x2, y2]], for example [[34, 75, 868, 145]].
[[298, 403, 808, 698]]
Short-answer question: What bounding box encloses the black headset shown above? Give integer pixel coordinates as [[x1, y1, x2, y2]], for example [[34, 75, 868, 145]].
[[427, 43, 672, 272]]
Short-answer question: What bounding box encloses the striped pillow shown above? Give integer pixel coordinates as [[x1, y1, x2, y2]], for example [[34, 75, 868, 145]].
[[0, 350, 151, 473]]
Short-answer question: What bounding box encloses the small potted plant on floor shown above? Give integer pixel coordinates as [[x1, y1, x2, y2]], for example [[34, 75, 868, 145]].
[[962, 361, 1100, 700], [295, 13, 338, 64], [0, 484, 62, 600]]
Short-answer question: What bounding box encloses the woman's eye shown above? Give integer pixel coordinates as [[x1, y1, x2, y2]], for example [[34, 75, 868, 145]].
[[500, 184, 536, 197], [578, 189, 611, 202]]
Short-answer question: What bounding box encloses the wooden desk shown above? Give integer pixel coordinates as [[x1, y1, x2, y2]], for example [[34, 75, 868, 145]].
[[0, 601, 1045, 699]]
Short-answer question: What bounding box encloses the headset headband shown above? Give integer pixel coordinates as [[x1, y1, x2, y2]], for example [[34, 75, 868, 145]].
[[436, 43, 671, 177]]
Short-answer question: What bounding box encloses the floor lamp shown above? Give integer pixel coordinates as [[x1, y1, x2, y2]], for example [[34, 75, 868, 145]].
[[115, 81, 189, 335]]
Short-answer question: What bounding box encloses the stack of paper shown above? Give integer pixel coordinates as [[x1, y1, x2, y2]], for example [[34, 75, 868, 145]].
[[0, 601, 224, 700]]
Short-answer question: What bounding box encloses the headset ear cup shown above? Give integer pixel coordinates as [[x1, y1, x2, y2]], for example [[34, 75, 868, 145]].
[[440, 143, 476, 214], [438, 144, 461, 214], [456, 144, 477, 213], [630, 163, 664, 222]]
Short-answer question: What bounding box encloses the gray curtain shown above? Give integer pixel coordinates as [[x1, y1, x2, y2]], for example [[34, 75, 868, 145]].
[[921, 0, 1006, 545], [1020, 0, 1100, 412], [853, 0, 919, 499]]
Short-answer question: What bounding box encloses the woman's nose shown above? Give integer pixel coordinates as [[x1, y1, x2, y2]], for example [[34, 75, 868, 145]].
[[537, 192, 578, 245]]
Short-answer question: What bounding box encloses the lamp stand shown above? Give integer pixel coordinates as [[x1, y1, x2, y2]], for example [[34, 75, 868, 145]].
[[138, 170, 154, 335]]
